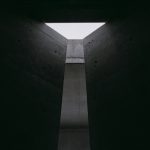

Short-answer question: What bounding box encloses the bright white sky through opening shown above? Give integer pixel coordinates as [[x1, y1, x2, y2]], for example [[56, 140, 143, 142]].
[[45, 23, 105, 39]]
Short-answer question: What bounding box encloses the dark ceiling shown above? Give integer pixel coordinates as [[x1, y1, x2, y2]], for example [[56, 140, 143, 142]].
[[2, 0, 148, 22]]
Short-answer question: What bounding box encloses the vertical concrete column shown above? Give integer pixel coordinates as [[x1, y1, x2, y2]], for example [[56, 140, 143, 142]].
[[58, 40, 90, 150]]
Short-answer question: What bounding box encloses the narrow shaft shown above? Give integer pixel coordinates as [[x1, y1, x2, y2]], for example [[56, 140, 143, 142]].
[[58, 40, 90, 150]]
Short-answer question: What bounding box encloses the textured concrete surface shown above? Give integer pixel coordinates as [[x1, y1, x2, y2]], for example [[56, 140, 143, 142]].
[[66, 40, 84, 63], [0, 15, 67, 150], [83, 14, 150, 150], [61, 64, 88, 127], [59, 40, 90, 150], [58, 129, 90, 150]]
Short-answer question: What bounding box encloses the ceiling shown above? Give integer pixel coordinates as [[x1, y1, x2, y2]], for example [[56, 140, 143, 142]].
[[2, 0, 147, 22]]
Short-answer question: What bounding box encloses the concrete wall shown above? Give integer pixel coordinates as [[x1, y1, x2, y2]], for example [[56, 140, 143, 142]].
[[58, 40, 90, 150], [66, 40, 84, 63], [83, 14, 150, 150], [60, 64, 88, 128], [0, 14, 67, 150], [59, 64, 90, 150]]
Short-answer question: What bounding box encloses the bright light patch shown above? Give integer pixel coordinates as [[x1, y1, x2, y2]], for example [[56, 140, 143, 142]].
[[45, 23, 105, 39]]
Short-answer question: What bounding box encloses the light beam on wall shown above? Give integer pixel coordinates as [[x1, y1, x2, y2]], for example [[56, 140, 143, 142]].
[[45, 23, 105, 39]]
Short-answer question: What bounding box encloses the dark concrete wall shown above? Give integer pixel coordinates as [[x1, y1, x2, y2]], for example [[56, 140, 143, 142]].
[[0, 14, 67, 150], [83, 14, 149, 150], [58, 129, 90, 150]]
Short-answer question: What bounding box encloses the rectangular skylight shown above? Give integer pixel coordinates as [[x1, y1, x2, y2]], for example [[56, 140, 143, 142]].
[[45, 23, 105, 39]]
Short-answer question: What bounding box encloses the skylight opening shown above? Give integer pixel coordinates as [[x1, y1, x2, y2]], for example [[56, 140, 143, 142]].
[[45, 23, 105, 39]]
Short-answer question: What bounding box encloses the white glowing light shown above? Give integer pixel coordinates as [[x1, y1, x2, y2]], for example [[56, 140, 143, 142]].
[[45, 23, 105, 39]]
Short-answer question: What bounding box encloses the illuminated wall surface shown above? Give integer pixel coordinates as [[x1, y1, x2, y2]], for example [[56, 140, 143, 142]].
[[59, 40, 90, 150]]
